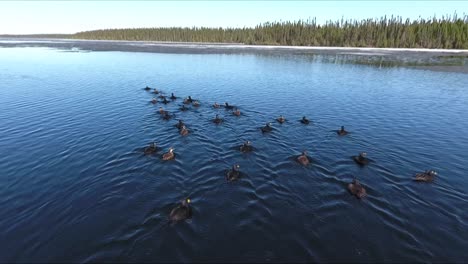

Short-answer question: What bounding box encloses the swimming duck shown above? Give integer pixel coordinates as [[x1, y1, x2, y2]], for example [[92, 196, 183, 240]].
[[337, 126, 349, 136], [151, 98, 158, 104], [226, 164, 241, 182], [179, 105, 189, 111], [144, 142, 157, 154], [183, 96, 193, 104], [239, 141, 253, 153], [233, 108, 241, 116], [162, 97, 170, 104], [170, 93, 177, 100], [180, 125, 189, 136], [261, 122, 273, 133], [353, 152, 369, 165], [158, 107, 165, 115], [193, 100, 200, 107], [152, 89, 159, 94], [300, 116, 310, 124], [169, 198, 192, 222], [213, 102, 220, 108], [296, 151, 310, 166], [162, 147, 175, 160], [162, 111, 172, 120], [414, 170, 437, 182], [277, 115, 286, 124], [213, 114, 223, 124], [175, 120, 185, 129], [158, 94, 166, 99], [144, 86, 151, 91], [348, 179, 367, 198], [224, 102, 234, 110]]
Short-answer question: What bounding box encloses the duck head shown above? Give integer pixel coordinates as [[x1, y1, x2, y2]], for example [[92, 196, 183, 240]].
[[232, 164, 240, 171], [182, 198, 191, 206], [359, 152, 367, 158]]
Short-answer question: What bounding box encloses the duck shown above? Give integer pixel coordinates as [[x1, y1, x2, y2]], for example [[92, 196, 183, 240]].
[[175, 120, 185, 129], [414, 170, 437, 182], [162, 147, 175, 160], [179, 104, 189, 111], [337, 126, 349, 136], [296, 151, 310, 166], [162, 111, 172, 120], [348, 179, 367, 198], [353, 152, 369, 166], [239, 141, 253, 153], [162, 97, 170, 104], [193, 100, 200, 107], [300, 116, 310, 124], [213, 102, 220, 108], [180, 125, 189, 136], [144, 86, 151, 91], [226, 164, 241, 182], [158, 107, 165, 115], [276, 115, 286, 124], [183, 96, 193, 104], [169, 198, 192, 222], [152, 89, 159, 94], [224, 102, 234, 110], [261, 122, 273, 133], [151, 98, 158, 104], [213, 114, 223, 124], [144, 142, 157, 154], [158, 94, 166, 99], [170, 93, 177, 100], [233, 108, 241, 116]]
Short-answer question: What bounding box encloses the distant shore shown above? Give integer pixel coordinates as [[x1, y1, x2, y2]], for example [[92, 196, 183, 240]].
[[1, 37, 467, 73]]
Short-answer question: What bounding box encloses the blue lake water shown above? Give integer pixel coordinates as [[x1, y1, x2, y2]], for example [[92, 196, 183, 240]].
[[1, 47, 468, 262]]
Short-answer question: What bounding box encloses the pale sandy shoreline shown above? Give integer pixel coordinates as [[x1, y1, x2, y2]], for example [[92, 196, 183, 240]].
[[1, 37, 468, 55]]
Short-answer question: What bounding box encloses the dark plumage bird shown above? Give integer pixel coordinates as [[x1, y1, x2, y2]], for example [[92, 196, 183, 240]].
[[353, 152, 369, 166], [144, 142, 157, 154], [169, 198, 192, 222], [348, 179, 367, 198], [414, 170, 437, 182], [296, 151, 310, 166], [144, 86, 151, 91], [180, 125, 189, 136], [277, 115, 286, 124], [224, 102, 234, 110], [261, 122, 273, 133], [179, 104, 189, 111], [233, 108, 241, 116], [183, 96, 193, 104], [300, 116, 310, 124], [163, 112, 172, 120], [239, 141, 253, 153], [337, 126, 349, 136], [175, 120, 185, 129], [162, 97, 170, 104], [213, 114, 223, 124], [170, 93, 177, 100], [226, 164, 241, 182], [162, 147, 175, 160]]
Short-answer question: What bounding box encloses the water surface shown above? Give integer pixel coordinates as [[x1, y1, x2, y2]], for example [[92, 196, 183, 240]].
[[1, 47, 467, 262]]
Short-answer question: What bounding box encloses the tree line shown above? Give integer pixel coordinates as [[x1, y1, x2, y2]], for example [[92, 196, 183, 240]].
[[58, 14, 468, 49]]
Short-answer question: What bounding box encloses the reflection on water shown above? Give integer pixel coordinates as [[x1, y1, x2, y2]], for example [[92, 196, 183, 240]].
[[0, 47, 467, 262]]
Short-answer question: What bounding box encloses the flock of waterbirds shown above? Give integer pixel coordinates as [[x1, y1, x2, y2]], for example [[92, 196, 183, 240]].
[[142, 85, 438, 223]]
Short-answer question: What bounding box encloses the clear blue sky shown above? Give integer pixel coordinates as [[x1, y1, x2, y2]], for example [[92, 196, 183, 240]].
[[0, 1, 466, 34]]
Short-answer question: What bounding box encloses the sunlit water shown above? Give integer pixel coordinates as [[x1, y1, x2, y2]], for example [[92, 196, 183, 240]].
[[1, 47, 467, 262]]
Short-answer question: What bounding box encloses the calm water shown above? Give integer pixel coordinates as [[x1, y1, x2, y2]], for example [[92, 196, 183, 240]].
[[1, 47, 468, 262]]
